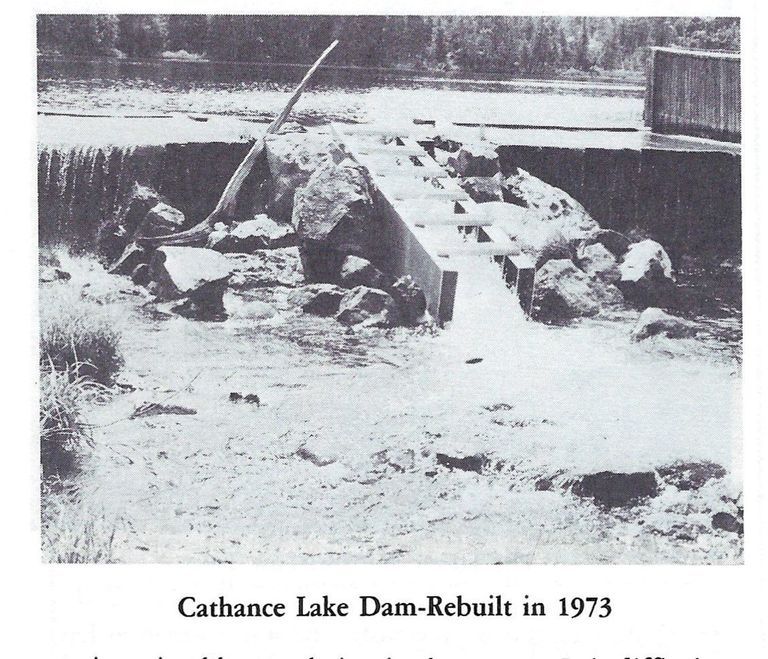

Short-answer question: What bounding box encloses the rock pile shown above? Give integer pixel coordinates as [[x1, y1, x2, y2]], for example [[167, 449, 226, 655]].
[[442, 139, 684, 331], [102, 136, 427, 328]]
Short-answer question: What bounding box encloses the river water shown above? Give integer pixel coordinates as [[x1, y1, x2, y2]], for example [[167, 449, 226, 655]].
[[38, 56, 645, 128]]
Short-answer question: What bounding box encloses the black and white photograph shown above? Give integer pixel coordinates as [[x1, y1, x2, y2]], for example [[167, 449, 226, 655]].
[[36, 13, 743, 565]]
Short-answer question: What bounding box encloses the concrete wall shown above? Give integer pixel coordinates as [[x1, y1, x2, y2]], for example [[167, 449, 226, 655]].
[[497, 145, 741, 261]]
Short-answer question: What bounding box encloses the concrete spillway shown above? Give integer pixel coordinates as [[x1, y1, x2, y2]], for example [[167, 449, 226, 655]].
[[37, 116, 741, 263], [37, 141, 251, 247]]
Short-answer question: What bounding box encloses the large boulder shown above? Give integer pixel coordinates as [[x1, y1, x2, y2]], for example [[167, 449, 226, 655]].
[[264, 133, 344, 222], [149, 246, 233, 319], [292, 159, 380, 283], [338, 256, 390, 290], [618, 240, 675, 306], [137, 202, 186, 238], [576, 242, 620, 284], [207, 215, 295, 253], [486, 170, 600, 269], [287, 284, 346, 317], [389, 275, 427, 325], [96, 183, 160, 263], [581, 229, 631, 260], [630, 307, 697, 342], [504, 169, 600, 239], [447, 143, 500, 177], [459, 174, 504, 203], [532, 259, 623, 323], [108, 242, 150, 276], [336, 286, 400, 328], [480, 202, 575, 268]]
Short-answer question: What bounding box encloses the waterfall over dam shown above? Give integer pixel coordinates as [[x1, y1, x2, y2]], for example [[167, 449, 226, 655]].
[[37, 116, 741, 262], [38, 141, 251, 248]]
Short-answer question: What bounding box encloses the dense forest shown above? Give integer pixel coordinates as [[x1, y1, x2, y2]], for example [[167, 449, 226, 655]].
[[37, 15, 740, 76]]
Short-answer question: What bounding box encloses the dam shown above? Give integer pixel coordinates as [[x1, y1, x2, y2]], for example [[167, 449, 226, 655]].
[[38, 112, 741, 267]]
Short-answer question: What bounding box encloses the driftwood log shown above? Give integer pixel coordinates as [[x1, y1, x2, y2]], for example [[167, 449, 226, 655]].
[[138, 40, 339, 248]]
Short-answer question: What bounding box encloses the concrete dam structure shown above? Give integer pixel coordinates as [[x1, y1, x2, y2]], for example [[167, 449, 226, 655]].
[[38, 116, 741, 265]]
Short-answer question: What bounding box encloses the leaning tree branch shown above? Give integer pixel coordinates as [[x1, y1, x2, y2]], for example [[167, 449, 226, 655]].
[[138, 40, 339, 248]]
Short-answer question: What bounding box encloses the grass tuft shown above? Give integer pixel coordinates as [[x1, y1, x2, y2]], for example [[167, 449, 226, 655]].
[[40, 293, 124, 384], [41, 482, 118, 563]]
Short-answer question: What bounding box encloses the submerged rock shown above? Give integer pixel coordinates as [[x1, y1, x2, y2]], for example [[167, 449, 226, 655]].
[[264, 133, 344, 222], [447, 143, 500, 177], [389, 275, 428, 325], [40, 264, 71, 283], [338, 256, 390, 290], [573, 471, 659, 508], [208, 215, 296, 253], [287, 284, 345, 317], [226, 247, 303, 290], [532, 259, 623, 323], [336, 286, 400, 328], [657, 461, 726, 491], [630, 307, 698, 342], [618, 239, 675, 306], [436, 452, 488, 474], [712, 511, 743, 535], [292, 159, 380, 283]]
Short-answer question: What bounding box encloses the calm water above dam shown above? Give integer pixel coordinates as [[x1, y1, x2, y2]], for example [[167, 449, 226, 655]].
[[38, 56, 645, 128]]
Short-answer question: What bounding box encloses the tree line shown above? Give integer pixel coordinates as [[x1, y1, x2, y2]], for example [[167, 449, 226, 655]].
[[37, 15, 740, 76]]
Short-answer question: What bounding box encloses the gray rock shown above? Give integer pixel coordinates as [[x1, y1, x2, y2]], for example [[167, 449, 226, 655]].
[[208, 215, 296, 253], [712, 511, 743, 535], [149, 246, 232, 320], [481, 202, 575, 268], [630, 307, 697, 341], [436, 452, 488, 473], [459, 174, 504, 202], [138, 202, 186, 238], [287, 284, 346, 317], [581, 229, 632, 259], [618, 240, 675, 306], [338, 256, 390, 290], [109, 242, 150, 276], [150, 246, 233, 299], [447, 143, 500, 177], [504, 169, 600, 239], [532, 259, 623, 323], [292, 159, 381, 282], [389, 275, 427, 325], [264, 133, 344, 222], [225, 247, 303, 290], [336, 286, 400, 328], [97, 183, 160, 262], [573, 471, 659, 508], [576, 242, 620, 284], [657, 461, 726, 491], [130, 263, 151, 286]]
